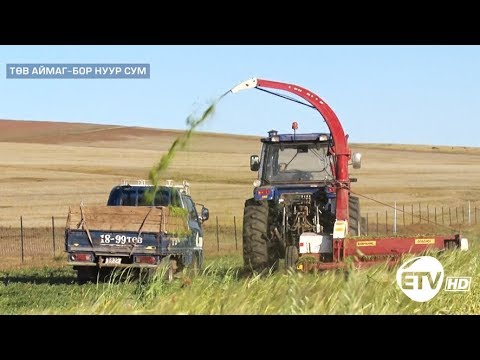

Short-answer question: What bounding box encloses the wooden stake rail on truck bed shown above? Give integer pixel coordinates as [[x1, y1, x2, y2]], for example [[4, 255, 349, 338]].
[[66, 204, 190, 235]]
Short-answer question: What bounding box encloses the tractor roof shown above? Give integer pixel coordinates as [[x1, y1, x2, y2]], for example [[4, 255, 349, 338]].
[[261, 131, 331, 143]]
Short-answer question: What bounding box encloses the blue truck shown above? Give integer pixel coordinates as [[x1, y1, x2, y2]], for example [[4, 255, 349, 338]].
[[65, 180, 209, 283]]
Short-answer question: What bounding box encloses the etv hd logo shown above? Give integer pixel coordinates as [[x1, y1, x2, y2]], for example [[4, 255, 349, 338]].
[[396, 256, 471, 302]]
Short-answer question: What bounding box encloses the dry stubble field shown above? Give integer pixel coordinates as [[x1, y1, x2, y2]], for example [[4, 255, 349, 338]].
[[1, 119, 479, 228]]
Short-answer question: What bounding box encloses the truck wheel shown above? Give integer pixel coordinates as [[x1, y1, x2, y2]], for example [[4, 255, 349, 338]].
[[285, 245, 299, 270], [349, 196, 362, 236], [139, 268, 156, 282], [99, 268, 114, 282], [157, 257, 175, 282], [243, 198, 279, 273], [76, 267, 97, 284]]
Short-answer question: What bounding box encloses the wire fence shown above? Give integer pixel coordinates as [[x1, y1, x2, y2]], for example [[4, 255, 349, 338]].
[[0, 202, 477, 264], [360, 202, 478, 236], [0, 215, 243, 264], [0, 216, 66, 262]]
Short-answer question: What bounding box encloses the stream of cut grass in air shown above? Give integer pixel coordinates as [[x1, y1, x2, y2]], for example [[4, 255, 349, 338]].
[[145, 101, 218, 202]]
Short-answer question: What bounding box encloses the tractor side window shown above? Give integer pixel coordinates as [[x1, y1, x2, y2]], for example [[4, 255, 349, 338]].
[[263, 145, 278, 181]]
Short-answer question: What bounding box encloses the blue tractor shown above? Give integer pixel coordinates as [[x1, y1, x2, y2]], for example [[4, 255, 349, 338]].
[[242, 126, 362, 272], [233, 77, 465, 273]]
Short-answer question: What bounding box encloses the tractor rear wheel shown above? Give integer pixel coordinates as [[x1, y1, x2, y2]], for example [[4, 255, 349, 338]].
[[349, 195, 362, 236], [243, 198, 279, 273]]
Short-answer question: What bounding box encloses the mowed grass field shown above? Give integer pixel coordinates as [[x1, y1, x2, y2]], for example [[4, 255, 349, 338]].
[[1, 234, 479, 315], [0, 119, 480, 314]]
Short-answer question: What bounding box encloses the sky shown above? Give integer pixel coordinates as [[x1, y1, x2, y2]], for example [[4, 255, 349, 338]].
[[0, 45, 479, 147]]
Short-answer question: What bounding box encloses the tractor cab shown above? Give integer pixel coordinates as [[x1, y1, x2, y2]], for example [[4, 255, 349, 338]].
[[251, 129, 334, 187]]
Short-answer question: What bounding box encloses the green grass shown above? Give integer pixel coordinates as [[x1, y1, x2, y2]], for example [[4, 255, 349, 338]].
[[1, 232, 479, 315]]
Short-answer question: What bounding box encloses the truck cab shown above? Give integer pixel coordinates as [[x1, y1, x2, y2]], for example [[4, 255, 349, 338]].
[[106, 180, 209, 238]]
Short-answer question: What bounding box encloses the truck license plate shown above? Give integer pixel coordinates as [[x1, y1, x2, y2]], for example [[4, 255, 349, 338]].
[[105, 257, 122, 264]]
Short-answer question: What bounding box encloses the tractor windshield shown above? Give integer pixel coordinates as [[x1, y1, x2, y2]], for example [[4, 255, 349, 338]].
[[262, 143, 334, 183]]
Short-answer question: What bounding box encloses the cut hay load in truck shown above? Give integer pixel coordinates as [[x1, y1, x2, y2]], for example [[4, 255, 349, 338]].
[[64, 180, 209, 283]]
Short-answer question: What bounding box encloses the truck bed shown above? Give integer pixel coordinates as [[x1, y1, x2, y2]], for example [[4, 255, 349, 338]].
[[66, 204, 189, 234], [65, 204, 196, 269]]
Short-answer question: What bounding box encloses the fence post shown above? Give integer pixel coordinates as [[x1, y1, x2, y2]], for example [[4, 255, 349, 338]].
[[393, 201, 397, 234], [462, 206, 465, 224], [216, 216, 219, 253], [468, 201, 471, 226], [20, 216, 24, 263], [419, 203, 421, 223], [435, 207, 437, 224], [366, 213, 369, 236], [442, 207, 444, 225], [476, 207, 477, 225], [427, 205, 429, 224], [234, 216, 238, 251], [449, 208, 452, 225], [376, 212, 379, 236], [385, 210, 388, 235], [411, 204, 414, 225], [52, 216, 56, 257], [403, 205, 405, 228], [456, 207, 458, 224]]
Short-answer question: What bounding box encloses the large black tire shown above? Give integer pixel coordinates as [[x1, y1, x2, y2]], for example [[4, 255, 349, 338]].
[[139, 268, 156, 282], [285, 245, 299, 270], [243, 198, 279, 273], [349, 195, 362, 236]]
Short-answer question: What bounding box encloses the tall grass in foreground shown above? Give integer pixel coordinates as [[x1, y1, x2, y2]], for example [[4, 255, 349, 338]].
[[1, 234, 478, 315], [79, 248, 480, 315], [49, 251, 480, 314]]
